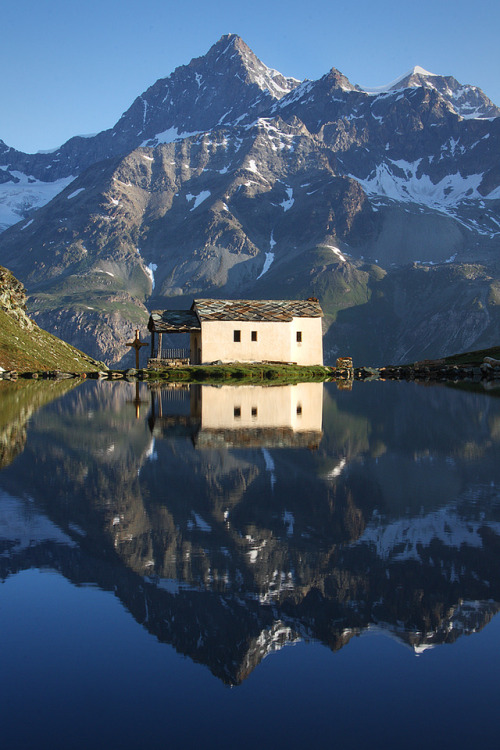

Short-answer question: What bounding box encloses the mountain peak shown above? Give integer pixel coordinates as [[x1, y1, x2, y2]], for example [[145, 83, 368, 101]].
[[391, 67, 500, 119], [198, 34, 300, 99], [206, 33, 245, 59], [110, 34, 300, 150], [358, 66, 438, 94], [357, 66, 499, 118], [409, 65, 437, 78], [325, 66, 356, 91]]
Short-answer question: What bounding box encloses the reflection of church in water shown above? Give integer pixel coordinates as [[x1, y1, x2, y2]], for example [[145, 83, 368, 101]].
[[148, 383, 323, 449]]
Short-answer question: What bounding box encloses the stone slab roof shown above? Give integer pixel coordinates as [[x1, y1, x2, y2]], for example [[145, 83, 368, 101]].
[[148, 309, 201, 333], [192, 298, 323, 322], [148, 299, 323, 331]]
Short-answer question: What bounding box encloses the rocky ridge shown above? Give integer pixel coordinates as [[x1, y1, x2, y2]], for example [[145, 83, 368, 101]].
[[0, 265, 33, 330]]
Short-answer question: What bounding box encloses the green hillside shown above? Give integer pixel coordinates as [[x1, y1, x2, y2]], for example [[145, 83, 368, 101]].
[[0, 265, 103, 372]]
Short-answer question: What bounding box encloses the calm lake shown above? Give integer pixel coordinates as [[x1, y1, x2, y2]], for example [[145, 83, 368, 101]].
[[1, 378, 500, 749]]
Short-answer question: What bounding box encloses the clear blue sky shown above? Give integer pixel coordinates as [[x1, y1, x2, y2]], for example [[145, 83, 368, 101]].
[[2, 0, 499, 153]]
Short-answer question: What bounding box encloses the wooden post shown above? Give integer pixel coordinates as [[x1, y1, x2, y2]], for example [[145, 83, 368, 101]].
[[126, 329, 148, 369], [150, 330, 155, 358]]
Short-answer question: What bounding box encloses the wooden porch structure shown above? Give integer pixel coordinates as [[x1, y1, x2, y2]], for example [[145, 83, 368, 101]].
[[147, 309, 201, 367]]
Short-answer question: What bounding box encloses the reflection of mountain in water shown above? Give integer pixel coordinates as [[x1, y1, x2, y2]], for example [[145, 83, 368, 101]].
[[0, 379, 79, 470], [1, 380, 500, 684]]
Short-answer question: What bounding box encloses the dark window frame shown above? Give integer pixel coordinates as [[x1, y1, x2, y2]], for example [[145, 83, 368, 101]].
[[296, 331, 302, 343], [251, 330, 258, 342], [234, 329, 241, 342]]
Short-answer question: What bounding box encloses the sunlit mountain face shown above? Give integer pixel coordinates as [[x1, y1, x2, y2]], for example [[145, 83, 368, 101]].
[[1, 379, 500, 687]]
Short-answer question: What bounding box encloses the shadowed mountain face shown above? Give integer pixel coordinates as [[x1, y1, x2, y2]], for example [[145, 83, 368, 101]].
[[1, 379, 500, 684], [0, 35, 499, 365]]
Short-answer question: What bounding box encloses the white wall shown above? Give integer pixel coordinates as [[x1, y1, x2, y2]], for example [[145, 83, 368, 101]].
[[289, 316, 323, 365], [200, 318, 323, 365]]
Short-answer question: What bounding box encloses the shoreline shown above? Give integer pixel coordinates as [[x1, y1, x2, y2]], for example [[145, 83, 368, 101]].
[[1, 358, 500, 385]]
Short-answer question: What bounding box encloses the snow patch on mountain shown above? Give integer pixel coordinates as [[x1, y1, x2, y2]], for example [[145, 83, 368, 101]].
[[256, 251, 275, 279], [256, 119, 296, 151], [352, 160, 486, 207], [186, 190, 211, 210], [280, 187, 294, 211], [323, 245, 346, 262], [146, 262, 158, 289], [247, 159, 259, 173], [486, 184, 500, 200], [140, 127, 203, 147], [136, 247, 158, 288], [67, 188, 85, 200], [0, 171, 75, 231], [272, 80, 315, 111]]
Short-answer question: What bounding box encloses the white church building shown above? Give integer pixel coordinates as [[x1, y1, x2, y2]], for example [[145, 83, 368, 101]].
[[147, 298, 324, 366]]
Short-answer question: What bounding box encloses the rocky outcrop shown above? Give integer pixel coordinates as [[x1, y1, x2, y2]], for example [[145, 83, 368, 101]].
[[0, 265, 33, 329], [0, 264, 104, 371]]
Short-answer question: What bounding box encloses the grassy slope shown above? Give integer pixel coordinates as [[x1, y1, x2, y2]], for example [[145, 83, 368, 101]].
[[0, 308, 104, 372]]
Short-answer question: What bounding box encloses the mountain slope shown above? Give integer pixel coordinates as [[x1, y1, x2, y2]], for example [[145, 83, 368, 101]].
[[0, 265, 103, 371]]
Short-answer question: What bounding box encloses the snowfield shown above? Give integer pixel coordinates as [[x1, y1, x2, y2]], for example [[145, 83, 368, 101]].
[[0, 170, 75, 231]]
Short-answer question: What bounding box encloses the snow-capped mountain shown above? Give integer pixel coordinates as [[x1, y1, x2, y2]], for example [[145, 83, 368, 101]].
[[0, 34, 499, 364], [358, 65, 500, 120]]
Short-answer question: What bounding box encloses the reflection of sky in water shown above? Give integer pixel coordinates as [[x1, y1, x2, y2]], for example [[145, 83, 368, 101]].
[[1, 379, 500, 747]]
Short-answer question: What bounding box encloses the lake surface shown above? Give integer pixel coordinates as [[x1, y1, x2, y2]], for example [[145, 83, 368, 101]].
[[1, 378, 500, 749]]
